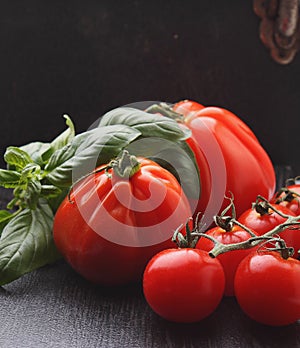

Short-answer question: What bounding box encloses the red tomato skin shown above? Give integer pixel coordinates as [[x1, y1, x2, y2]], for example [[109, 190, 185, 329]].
[[196, 226, 256, 296], [234, 251, 300, 326], [53, 158, 192, 286], [143, 248, 225, 323], [272, 185, 300, 216], [173, 100, 276, 218], [183, 126, 212, 216], [238, 204, 300, 258]]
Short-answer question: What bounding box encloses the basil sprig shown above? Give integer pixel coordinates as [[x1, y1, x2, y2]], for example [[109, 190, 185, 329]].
[[0, 106, 198, 285]]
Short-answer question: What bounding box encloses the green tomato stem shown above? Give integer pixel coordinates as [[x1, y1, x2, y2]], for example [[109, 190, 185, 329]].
[[67, 150, 141, 203], [145, 102, 184, 122], [110, 150, 140, 179]]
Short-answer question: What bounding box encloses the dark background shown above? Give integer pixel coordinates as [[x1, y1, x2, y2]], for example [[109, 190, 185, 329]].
[[0, 0, 299, 171]]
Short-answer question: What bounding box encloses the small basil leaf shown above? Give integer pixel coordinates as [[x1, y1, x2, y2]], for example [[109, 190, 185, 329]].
[[50, 115, 75, 151], [20, 163, 41, 182], [40, 185, 62, 198], [41, 115, 75, 163], [4, 147, 33, 171], [0, 169, 21, 188], [46, 125, 141, 187], [24, 179, 42, 209], [20, 142, 51, 167], [0, 201, 61, 285], [99, 107, 190, 141]]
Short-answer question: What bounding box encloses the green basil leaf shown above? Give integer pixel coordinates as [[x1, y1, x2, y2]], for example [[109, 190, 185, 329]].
[[98, 107, 190, 141], [43, 143, 74, 173], [20, 142, 51, 167], [0, 169, 21, 188], [0, 210, 13, 234], [0, 201, 61, 285], [4, 146, 33, 171], [46, 125, 141, 187], [50, 115, 75, 151]]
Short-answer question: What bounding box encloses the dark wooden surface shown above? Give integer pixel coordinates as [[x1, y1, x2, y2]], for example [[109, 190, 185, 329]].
[[0, 166, 299, 348]]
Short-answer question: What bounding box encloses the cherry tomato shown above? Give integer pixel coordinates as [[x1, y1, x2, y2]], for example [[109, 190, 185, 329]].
[[272, 183, 300, 216], [238, 203, 300, 258], [234, 250, 300, 326], [53, 152, 192, 286], [143, 248, 225, 323], [172, 100, 276, 218], [196, 225, 257, 296]]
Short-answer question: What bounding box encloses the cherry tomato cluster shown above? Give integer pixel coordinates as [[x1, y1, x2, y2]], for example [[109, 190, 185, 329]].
[[143, 179, 300, 326]]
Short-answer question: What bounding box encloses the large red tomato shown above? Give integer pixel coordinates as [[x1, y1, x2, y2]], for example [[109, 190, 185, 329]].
[[53, 151, 192, 286], [172, 100, 276, 218]]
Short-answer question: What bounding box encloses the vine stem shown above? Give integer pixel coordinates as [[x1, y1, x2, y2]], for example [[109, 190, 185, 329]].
[[193, 214, 300, 258], [173, 194, 300, 259]]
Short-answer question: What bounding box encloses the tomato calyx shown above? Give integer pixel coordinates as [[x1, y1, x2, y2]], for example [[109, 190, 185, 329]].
[[253, 199, 271, 216], [172, 217, 199, 249], [110, 150, 141, 179], [275, 187, 300, 204], [258, 238, 294, 260], [273, 176, 300, 204], [253, 194, 295, 217], [254, 195, 294, 218], [213, 193, 238, 232], [145, 102, 185, 122], [213, 194, 257, 237], [67, 150, 141, 203]]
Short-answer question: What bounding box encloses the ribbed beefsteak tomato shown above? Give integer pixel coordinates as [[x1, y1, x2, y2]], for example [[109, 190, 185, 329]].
[[53, 151, 192, 286]]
